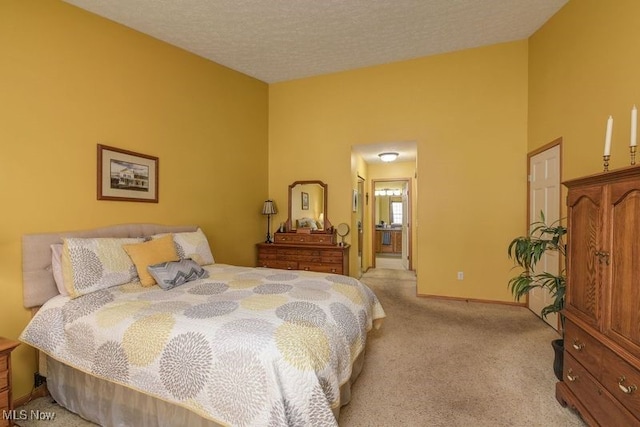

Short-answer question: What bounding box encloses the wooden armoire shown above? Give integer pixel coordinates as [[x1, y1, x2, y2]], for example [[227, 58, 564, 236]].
[[557, 166, 640, 425]]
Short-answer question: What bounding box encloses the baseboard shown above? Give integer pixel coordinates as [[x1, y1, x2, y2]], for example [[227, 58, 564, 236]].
[[415, 293, 526, 307], [14, 385, 49, 408]]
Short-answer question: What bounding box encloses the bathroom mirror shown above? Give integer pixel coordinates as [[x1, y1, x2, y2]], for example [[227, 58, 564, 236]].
[[374, 182, 404, 228], [285, 180, 331, 232]]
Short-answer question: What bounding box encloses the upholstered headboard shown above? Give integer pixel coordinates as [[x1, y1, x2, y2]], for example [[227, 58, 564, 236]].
[[22, 224, 198, 308]]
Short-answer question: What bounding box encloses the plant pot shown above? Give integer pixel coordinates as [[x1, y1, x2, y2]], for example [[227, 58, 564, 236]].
[[552, 338, 564, 381]]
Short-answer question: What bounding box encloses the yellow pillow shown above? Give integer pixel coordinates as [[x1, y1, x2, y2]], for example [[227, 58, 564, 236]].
[[123, 234, 180, 287]]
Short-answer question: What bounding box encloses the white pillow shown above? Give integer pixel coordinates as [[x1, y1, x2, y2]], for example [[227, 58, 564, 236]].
[[50, 244, 68, 296], [153, 228, 215, 266]]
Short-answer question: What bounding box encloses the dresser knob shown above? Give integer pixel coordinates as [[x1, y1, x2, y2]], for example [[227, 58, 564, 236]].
[[618, 376, 638, 394], [566, 369, 578, 382], [572, 339, 585, 351]]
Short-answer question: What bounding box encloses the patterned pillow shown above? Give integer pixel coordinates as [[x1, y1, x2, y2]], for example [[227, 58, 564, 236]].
[[122, 234, 180, 287], [147, 259, 209, 290], [62, 237, 143, 298], [154, 228, 214, 266]]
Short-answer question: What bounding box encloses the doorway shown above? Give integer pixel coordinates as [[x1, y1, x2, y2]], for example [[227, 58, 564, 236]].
[[372, 179, 412, 270], [528, 139, 562, 330]]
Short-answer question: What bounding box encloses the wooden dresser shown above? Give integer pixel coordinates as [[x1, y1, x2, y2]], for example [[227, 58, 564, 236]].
[[557, 166, 640, 425], [257, 232, 349, 275], [0, 338, 20, 427]]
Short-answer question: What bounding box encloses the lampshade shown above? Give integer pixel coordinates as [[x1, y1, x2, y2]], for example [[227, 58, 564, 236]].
[[262, 200, 277, 215], [378, 152, 399, 162]]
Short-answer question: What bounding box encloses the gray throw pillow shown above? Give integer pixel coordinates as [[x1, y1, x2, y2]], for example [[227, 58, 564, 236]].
[[147, 258, 209, 290]]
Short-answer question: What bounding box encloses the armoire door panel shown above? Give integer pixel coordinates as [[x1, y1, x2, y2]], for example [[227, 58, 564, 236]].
[[566, 190, 602, 327], [607, 182, 640, 353]]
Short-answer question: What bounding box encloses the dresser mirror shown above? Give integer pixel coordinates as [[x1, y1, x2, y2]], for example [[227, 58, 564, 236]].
[[285, 180, 332, 232]]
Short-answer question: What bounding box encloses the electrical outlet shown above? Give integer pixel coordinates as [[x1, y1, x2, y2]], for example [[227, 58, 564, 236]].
[[457, 271, 464, 280], [34, 372, 46, 388]]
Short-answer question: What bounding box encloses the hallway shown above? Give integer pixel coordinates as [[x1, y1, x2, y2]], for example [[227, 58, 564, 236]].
[[374, 255, 405, 270]]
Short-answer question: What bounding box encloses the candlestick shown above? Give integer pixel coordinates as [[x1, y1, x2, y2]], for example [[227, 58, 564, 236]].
[[603, 154, 611, 172], [604, 115, 613, 156], [632, 105, 638, 147], [632, 146, 637, 166]]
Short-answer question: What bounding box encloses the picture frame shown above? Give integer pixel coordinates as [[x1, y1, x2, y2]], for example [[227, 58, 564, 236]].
[[97, 144, 159, 203], [352, 189, 358, 212], [301, 192, 309, 210]]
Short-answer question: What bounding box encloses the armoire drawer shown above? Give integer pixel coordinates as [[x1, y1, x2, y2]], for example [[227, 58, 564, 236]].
[[564, 320, 604, 375], [563, 353, 638, 426], [601, 348, 640, 419]]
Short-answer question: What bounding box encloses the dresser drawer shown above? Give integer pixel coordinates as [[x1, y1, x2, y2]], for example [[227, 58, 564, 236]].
[[0, 355, 7, 372], [563, 353, 638, 426], [279, 249, 321, 262], [299, 262, 342, 274], [601, 348, 640, 419], [258, 260, 298, 270], [258, 252, 278, 261], [0, 370, 7, 391], [274, 233, 335, 245], [564, 320, 604, 375]]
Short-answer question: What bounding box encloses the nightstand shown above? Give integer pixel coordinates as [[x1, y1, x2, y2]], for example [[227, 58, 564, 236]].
[[0, 338, 20, 427]]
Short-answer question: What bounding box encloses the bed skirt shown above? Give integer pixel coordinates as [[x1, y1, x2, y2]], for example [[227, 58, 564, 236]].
[[45, 350, 366, 426]]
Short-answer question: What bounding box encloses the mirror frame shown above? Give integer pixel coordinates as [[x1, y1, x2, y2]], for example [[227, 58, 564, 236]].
[[285, 180, 332, 232]]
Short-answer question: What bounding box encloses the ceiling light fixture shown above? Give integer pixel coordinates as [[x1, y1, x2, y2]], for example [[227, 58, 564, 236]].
[[378, 152, 399, 162]]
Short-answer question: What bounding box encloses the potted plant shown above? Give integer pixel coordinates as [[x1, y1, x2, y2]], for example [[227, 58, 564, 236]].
[[507, 212, 567, 380]]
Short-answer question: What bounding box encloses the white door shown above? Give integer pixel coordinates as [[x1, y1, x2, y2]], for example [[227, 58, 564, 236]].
[[528, 144, 561, 329]]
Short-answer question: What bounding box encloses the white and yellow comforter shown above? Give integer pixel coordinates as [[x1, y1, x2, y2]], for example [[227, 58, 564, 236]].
[[21, 264, 386, 426]]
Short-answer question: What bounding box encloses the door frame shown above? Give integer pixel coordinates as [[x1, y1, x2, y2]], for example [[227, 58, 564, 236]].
[[357, 176, 365, 277], [371, 178, 412, 270], [527, 137, 563, 328]]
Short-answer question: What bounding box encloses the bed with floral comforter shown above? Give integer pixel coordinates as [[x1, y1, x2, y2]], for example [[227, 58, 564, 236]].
[[21, 263, 385, 426]]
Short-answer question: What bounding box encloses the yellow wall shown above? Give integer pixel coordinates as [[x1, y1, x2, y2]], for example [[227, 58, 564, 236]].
[[269, 41, 529, 301], [0, 1, 268, 401], [529, 0, 640, 179]]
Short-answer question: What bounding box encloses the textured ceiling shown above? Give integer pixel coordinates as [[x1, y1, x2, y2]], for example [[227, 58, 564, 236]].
[[62, 0, 568, 84], [61, 0, 567, 163]]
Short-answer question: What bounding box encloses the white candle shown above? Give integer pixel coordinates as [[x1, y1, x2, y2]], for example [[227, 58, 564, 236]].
[[604, 115, 613, 156], [631, 105, 637, 147]]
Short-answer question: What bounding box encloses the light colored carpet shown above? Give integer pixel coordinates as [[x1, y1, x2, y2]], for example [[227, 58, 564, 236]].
[[339, 268, 585, 426], [15, 268, 585, 426]]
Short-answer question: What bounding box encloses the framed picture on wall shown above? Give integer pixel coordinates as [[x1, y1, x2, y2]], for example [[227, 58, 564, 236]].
[[301, 192, 309, 210], [97, 144, 159, 203]]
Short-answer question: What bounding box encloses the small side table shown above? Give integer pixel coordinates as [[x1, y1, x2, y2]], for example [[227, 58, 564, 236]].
[[0, 338, 20, 427]]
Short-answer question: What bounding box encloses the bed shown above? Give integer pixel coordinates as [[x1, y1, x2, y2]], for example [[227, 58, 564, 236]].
[[19, 224, 385, 427]]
